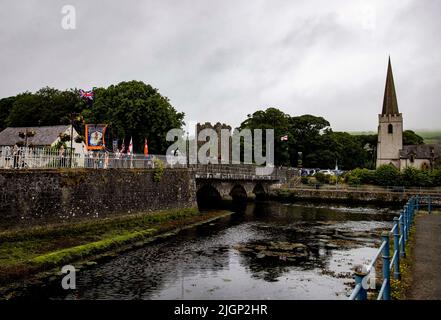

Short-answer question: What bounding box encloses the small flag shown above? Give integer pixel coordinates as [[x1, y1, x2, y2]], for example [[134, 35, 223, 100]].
[[144, 138, 149, 157], [79, 89, 94, 101], [121, 140, 126, 153], [128, 137, 133, 155], [280, 135, 288, 141]]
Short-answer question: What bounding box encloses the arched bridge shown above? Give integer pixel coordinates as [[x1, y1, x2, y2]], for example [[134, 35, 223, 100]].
[[190, 164, 297, 208]]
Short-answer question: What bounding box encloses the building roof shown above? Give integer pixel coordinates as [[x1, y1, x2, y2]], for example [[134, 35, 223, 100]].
[[400, 144, 441, 159], [0, 125, 71, 146], [381, 57, 400, 115]]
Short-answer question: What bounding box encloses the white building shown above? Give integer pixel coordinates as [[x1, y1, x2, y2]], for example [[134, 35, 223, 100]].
[[0, 125, 86, 156]]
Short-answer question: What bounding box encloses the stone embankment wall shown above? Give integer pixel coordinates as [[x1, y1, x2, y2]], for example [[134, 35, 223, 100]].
[[0, 169, 196, 228], [272, 188, 415, 204]]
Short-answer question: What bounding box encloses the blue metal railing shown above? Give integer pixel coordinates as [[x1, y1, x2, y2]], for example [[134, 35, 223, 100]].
[[349, 195, 438, 300]]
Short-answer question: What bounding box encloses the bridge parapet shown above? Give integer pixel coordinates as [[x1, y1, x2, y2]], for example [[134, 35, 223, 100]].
[[190, 164, 298, 182]]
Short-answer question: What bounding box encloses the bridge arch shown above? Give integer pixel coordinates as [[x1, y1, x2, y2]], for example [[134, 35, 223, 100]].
[[252, 183, 267, 200], [229, 184, 248, 201], [196, 184, 222, 210]]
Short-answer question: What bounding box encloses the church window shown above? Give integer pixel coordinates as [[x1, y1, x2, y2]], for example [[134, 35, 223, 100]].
[[388, 124, 393, 134]]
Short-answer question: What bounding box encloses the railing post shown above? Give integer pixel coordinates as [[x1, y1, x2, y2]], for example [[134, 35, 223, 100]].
[[393, 217, 400, 280], [410, 198, 415, 224], [382, 232, 391, 300], [407, 203, 411, 238], [403, 205, 409, 241], [354, 266, 368, 300], [399, 213, 406, 257], [428, 195, 432, 214]]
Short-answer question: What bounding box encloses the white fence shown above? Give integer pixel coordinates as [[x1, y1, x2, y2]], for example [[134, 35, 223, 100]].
[[0, 146, 187, 169]]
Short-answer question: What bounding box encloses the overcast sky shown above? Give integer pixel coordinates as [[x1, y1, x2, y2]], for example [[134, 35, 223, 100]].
[[1, 0, 440, 132]]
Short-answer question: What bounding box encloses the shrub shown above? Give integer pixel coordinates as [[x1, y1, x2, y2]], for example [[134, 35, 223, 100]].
[[401, 167, 432, 187], [314, 172, 330, 184], [328, 175, 337, 184], [374, 164, 401, 186], [152, 158, 165, 182], [401, 167, 420, 187], [345, 168, 375, 185], [430, 169, 441, 186], [300, 176, 309, 184]]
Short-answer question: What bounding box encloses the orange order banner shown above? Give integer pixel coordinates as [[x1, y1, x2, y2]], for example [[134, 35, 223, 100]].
[[85, 124, 107, 150]]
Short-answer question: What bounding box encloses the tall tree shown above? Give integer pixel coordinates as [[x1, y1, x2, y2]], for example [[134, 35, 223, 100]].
[[0, 96, 16, 131], [83, 81, 185, 154], [403, 130, 424, 145], [288, 115, 331, 167], [239, 107, 291, 165], [5, 87, 82, 127]]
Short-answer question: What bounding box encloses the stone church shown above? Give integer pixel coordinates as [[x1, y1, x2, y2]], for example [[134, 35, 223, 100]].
[[376, 58, 441, 170]]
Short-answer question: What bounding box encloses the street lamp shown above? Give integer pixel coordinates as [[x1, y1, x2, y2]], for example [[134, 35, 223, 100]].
[[69, 113, 82, 168], [18, 130, 35, 148]]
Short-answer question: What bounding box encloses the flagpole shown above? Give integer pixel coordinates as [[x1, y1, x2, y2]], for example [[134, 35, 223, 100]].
[[70, 113, 74, 168]]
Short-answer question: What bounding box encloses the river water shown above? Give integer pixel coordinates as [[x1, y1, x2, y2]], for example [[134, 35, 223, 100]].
[[34, 201, 398, 300]]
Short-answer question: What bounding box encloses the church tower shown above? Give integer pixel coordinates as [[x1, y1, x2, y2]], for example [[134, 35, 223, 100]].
[[376, 57, 403, 168]]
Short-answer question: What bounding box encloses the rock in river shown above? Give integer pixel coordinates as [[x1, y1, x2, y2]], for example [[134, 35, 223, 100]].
[[233, 241, 310, 261]]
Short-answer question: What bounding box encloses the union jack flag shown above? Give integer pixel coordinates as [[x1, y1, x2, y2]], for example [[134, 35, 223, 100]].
[[79, 89, 94, 100]]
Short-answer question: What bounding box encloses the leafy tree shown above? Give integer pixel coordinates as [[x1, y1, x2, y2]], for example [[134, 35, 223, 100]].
[[84, 81, 185, 154], [238, 108, 372, 169], [0, 96, 16, 131], [6, 87, 83, 127], [430, 169, 441, 186], [353, 134, 378, 169], [1, 82, 184, 155], [403, 130, 424, 145], [288, 114, 331, 167], [239, 107, 291, 165]]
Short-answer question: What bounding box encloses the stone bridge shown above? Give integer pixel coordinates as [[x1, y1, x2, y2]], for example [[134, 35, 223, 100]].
[[190, 164, 297, 206], [0, 164, 298, 227]]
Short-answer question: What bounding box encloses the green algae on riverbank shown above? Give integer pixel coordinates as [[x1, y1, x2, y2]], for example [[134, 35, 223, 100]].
[[0, 208, 230, 287]]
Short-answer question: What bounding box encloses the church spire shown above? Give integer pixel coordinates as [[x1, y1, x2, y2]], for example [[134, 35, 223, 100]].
[[381, 57, 399, 115]]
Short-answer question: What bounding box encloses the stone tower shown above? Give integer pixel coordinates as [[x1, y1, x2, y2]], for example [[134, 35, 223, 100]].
[[196, 122, 232, 163], [376, 57, 403, 168]]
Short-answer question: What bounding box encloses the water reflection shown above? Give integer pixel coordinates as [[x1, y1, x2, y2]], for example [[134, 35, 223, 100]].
[[25, 201, 397, 300]]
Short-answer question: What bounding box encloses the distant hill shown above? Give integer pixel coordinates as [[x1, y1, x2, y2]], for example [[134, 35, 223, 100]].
[[349, 131, 376, 136], [348, 130, 441, 144], [415, 131, 441, 144]]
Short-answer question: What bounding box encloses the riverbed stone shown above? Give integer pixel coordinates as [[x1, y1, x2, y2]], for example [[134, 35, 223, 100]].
[[234, 241, 310, 260]]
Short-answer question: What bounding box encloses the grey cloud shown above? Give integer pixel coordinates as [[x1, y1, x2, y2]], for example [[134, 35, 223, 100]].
[[0, 0, 440, 131]]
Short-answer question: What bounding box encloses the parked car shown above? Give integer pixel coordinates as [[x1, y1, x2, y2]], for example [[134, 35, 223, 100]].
[[317, 169, 335, 176]]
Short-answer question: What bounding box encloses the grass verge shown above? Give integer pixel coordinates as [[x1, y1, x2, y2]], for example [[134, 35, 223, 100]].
[[0, 207, 230, 288], [390, 215, 419, 299]]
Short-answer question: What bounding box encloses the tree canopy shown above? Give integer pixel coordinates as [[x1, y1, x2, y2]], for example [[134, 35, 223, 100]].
[[0, 86, 427, 163], [0, 81, 184, 154], [82, 81, 184, 153], [239, 108, 369, 169], [403, 130, 424, 145]]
